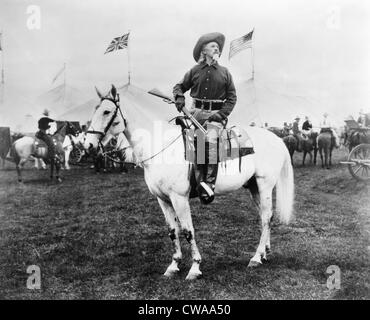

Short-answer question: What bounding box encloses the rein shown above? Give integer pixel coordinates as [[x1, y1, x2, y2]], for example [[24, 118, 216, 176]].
[[87, 94, 182, 166], [138, 132, 183, 166]]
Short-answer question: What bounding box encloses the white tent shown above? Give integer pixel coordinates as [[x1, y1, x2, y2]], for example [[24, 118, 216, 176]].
[[35, 84, 89, 118], [229, 78, 322, 128], [58, 83, 179, 125]]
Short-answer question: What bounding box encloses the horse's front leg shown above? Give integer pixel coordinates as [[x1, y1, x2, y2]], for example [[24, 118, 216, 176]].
[[248, 184, 273, 267], [319, 148, 324, 168], [170, 194, 202, 280], [308, 151, 313, 164], [50, 158, 54, 179], [302, 151, 306, 166], [55, 157, 62, 182], [157, 198, 182, 277], [65, 148, 71, 170]]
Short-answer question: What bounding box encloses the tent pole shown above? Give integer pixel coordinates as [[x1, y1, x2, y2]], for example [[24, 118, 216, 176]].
[[127, 30, 131, 85], [0, 30, 4, 104]]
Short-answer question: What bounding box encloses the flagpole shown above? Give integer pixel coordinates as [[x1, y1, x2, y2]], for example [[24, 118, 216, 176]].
[[251, 28, 255, 81], [64, 62, 66, 87], [0, 30, 4, 104], [63, 62, 66, 104], [251, 46, 254, 80], [127, 30, 131, 85]]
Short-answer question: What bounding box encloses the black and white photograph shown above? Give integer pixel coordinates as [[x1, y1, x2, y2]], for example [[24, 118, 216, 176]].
[[0, 0, 369, 304]]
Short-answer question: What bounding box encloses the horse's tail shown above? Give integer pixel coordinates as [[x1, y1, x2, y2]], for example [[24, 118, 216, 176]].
[[276, 149, 294, 224]]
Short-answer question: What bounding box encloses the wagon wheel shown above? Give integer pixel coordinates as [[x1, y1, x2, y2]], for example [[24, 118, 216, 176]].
[[69, 147, 84, 164], [104, 149, 125, 164], [347, 143, 370, 181]]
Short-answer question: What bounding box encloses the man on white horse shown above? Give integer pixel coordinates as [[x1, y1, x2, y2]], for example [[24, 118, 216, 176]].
[[173, 32, 237, 204], [35, 116, 58, 160]]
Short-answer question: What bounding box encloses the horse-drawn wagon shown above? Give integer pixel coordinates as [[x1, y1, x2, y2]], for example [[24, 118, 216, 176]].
[[341, 120, 370, 181]]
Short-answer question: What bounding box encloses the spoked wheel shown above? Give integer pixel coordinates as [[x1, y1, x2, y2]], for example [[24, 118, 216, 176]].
[[69, 147, 84, 165], [347, 144, 370, 181], [104, 149, 125, 164]]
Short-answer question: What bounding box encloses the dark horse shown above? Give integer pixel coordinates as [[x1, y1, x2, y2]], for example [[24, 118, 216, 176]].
[[283, 132, 318, 166], [10, 122, 78, 182], [345, 128, 370, 151], [317, 129, 335, 169]]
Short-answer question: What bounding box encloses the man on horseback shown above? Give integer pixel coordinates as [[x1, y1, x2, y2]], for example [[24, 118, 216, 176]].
[[173, 32, 237, 204], [35, 115, 58, 160], [357, 109, 370, 127], [292, 116, 305, 152], [302, 116, 312, 136], [319, 112, 339, 148]]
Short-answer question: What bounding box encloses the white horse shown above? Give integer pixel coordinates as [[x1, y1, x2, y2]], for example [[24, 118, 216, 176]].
[[33, 132, 86, 170], [84, 86, 294, 280], [11, 122, 77, 182]]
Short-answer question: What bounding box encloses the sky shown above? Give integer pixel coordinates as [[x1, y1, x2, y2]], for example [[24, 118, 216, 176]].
[[0, 0, 369, 127]]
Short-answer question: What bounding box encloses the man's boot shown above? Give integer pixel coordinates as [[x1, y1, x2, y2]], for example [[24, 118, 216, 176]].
[[197, 142, 218, 204]]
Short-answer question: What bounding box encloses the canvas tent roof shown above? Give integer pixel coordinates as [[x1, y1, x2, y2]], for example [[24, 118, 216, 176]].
[[58, 83, 179, 124], [35, 84, 89, 118], [57, 80, 326, 129]]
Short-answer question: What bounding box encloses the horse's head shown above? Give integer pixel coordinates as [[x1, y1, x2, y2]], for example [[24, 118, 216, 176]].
[[84, 85, 127, 153], [66, 122, 79, 137]]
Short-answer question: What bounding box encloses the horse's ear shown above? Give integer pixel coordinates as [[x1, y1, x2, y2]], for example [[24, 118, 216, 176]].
[[111, 85, 117, 100], [95, 86, 104, 99]]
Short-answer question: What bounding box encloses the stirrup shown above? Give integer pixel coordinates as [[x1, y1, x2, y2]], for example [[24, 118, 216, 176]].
[[198, 182, 215, 204], [200, 182, 214, 197]]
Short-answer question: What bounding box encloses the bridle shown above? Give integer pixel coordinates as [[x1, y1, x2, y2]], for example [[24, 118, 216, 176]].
[[86, 91, 183, 166], [86, 94, 127, 144]]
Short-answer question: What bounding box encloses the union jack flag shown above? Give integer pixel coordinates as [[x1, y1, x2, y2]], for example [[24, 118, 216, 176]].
[[104, 33, 129, 54], [229, 29, 254, 59]]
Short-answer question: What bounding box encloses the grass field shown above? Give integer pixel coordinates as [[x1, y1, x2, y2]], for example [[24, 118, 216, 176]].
[[0, 148, 369, 300]]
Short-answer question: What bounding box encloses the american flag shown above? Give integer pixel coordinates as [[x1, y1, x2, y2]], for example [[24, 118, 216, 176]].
[[229, 29, 254, 59], [104, 33, 129, 54]]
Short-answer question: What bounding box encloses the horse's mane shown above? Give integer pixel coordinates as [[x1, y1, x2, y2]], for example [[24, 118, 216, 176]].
[[53, 121, 71, 136]]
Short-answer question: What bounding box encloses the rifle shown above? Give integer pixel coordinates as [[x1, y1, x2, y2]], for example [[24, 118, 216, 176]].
[[148, 88, 207, 135]]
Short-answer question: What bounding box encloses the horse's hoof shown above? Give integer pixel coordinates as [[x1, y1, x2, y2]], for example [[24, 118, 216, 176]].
[[164, 268, 179, 278], [248, 260, 262, 268], [185, 271, 202, 281]]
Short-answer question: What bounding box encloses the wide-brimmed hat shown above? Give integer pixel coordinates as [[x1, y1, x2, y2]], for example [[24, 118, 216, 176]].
[[193, 32, 225, 61], [294, 116, 300, 120]]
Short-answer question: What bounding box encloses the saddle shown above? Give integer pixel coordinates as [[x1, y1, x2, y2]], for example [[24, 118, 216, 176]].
[[33, 138, 49, 158], [176, 117, 254, 162], [175, 116, 255, 198]]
